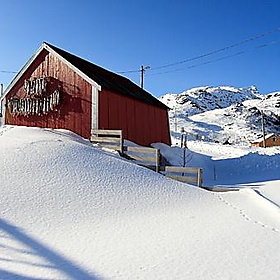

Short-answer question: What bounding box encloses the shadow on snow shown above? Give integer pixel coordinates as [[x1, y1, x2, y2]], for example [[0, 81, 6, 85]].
[[0, 218, 101, 280]]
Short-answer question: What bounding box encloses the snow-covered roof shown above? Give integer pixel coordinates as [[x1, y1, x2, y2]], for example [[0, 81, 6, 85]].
[[251, 133, 278, 143]]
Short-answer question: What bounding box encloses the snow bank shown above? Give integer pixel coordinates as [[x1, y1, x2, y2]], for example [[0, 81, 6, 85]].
[[1, 126, 280, 279], [154, 141, 280, 186]]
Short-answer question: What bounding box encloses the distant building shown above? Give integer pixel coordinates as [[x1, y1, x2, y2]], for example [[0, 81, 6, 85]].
[[0, 42, 171, 146], [251, 133, 280, 148]]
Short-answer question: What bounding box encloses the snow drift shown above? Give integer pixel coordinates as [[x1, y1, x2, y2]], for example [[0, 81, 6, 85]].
[[1, 126, 280, 279]]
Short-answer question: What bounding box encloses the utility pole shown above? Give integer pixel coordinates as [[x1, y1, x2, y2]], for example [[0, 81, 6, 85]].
[[180, 127, 187, 171], [0, 83, 3, 121], [174, 107, 178, 132], [140, 65, 150, 89], [261, 110, 266, 148]]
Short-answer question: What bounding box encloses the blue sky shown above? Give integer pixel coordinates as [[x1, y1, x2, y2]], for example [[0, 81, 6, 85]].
[[1, 0, 280, 97]]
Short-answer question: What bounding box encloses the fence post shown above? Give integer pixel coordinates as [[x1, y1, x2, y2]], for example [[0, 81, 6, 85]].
[[119, 130, 123, 154], [155, 149, 160, 173], [197, 168, 203, 187]]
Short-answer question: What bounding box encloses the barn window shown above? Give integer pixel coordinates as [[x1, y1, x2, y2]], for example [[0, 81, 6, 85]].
[[273, 137, 276, 142]]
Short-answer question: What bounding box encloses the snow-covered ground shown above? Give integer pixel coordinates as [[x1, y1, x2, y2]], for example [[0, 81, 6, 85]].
[[1, 125, 280, 279], [154, 140, 280, 186]]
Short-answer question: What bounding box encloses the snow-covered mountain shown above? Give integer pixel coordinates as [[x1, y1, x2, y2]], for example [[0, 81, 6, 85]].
[[159, 86, 280, 145]]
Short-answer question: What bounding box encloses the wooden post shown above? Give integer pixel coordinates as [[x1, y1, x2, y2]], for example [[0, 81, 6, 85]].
[[140, 66, 150, 89], [140, 65, 144, 89], [119, 130, 123, 154], [197, 168, 203, 187], [261, 110, 266, 148], [155, 149, 160, 173], [0, 84, 3, 120]]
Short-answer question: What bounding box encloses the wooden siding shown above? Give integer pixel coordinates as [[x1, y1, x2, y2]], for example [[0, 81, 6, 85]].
[[4, 45, 171, 145], [5, 51, 92, 139], [98, 88, 171, 146], [251, 135, 280, 147]]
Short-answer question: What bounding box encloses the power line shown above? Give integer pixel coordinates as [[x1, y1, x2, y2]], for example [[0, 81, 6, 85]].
[[150, 27, 280, 71], [2, 27, 280, 78], [117, 69, 140, 74], [146, 39, 280, 76], [116, 26, 280, 75], [0, 70, 17, 74]]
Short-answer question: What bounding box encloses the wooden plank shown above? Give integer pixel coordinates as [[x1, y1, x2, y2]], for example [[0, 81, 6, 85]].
[[91, 142, 122, 151], [204, 187, 239, 192], [90, 136, 122, 143], [90, 129, 123, 153], [123, 145, 160, 172], [95, 144, 121, 150], [129, 155, 156, 162], [141, 165, 158, 171], [166, 175, 198, 183], [165, 166, 200, 174], [124, 146, 156, 153], [163, 166, 203, 187], [91, 129, 122, 136]]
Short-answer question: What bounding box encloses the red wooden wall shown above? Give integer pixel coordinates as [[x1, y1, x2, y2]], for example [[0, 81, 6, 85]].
[[5, 48, 171, 146], [99, 89, 171, 146], [5, 50, 92, 139], [251, 135, 280, 147]]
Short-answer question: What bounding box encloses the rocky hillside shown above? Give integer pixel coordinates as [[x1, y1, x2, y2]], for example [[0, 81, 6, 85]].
[[159, 86, 280, 145]]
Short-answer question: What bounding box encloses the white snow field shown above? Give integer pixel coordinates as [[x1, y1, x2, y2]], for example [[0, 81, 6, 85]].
[[1, 125, 280, 279]]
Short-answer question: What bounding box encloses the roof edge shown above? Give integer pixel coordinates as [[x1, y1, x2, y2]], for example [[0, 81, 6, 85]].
[[1, 42, 102, 102], [43, 42, 101, 90], [1, 43, 45, 101]]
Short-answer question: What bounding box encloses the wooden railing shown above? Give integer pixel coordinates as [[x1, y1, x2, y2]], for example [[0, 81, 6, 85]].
[[91, 129, 123, 153], [123, 146, 160, 173], [162, 166, 203, 187], [90, 129, 203, 187]]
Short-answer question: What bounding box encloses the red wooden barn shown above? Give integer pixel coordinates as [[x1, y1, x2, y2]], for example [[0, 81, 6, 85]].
[[1, 42, 171, 146]]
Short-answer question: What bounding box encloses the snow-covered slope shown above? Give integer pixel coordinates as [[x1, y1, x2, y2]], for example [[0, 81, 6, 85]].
[[159, 85, 260, 116], [154, 141, 280, 186], [1, 125, 280, 279], [159, 86, 280, 145]]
